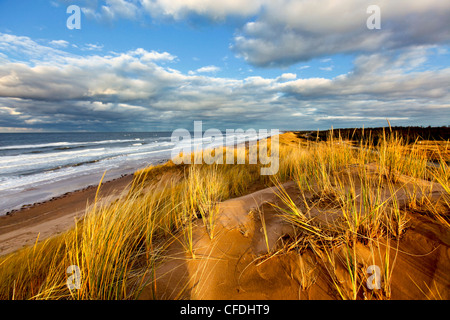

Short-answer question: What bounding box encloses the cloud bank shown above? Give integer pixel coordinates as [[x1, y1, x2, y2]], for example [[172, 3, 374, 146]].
[[1, 0, 449, 131], [77, 0, 450, 66], [0, 31, 449, 131]]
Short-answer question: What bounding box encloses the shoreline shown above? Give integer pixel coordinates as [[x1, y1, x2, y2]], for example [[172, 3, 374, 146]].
[[0, 136, 270, 256], [0, 131, 449, 299], [2, 173, 133, 216], [0, 172, 135, 256], [0, 157, 170, 217]]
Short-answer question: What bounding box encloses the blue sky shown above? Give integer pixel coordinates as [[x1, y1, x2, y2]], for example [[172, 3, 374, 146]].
[[0, 0, 449, 132]]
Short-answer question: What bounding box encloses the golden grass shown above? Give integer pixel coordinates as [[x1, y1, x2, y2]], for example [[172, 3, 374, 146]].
[[267, 129, 448, 299], [0, 129, 448, 300]]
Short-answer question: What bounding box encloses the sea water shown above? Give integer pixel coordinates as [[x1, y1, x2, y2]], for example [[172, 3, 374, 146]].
[[0, 131, 268, 215]]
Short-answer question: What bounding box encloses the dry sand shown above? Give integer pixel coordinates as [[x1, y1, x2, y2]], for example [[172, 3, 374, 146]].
[[0, 135, 448, 299], [140, 170, 450, 300]]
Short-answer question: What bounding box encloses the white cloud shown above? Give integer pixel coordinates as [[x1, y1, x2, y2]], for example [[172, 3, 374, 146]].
[[232, 0, 450, 67], [0, 126, 43, 133], [83, 0, 141, 21], [319, 66, 333, 72], [73, 1, 450, 71], [82, 43, 104, 51], [195, 65, 221, 73], [68, 0, 450, 69], [314, 116, 409, 121], [49, 40, 69, 48], [129, 48, 176, 61], [0, 33, 72, 63], [140, 0, 267, 20], [277, 73, 297, 81], [81, 0, 265, 22], [0, 33, 449, 131]]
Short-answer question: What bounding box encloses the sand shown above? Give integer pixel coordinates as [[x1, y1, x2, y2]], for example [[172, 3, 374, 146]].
[[0, 134, 449, 300], [139, 169, 450, 300], [0, 174, 134, 256]]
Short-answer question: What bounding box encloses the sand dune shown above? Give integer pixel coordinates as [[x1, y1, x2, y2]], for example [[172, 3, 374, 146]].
[[0, 131, 448, 300], [141, 168, 449, 300]]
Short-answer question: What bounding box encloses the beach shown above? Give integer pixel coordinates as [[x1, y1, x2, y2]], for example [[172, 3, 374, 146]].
[[0, 132, 175, 216], [0, 174, 134, 256], [0, 131, 270, 256], [2, 0, 450, 304], [0, 130, 448, 300]]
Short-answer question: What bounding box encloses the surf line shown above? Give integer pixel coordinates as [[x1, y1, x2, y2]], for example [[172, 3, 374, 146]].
[[171, 120, 280, 175], [180, 304, 214, 317]]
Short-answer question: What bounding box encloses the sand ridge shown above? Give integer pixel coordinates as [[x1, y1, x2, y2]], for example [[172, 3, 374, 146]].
[[0, 134, 448, 299], [140, 170, 450, 300]]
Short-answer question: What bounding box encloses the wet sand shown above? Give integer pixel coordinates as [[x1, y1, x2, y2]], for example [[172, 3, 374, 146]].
[[0, 174, 134, 256]]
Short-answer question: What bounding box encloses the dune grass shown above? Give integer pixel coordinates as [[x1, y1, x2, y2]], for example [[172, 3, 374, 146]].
[[267, 129, 448, 299], [0, 129, 448, 300]]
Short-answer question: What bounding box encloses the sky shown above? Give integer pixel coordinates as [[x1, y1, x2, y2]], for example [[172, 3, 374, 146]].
[[0, 0, 449, 132]]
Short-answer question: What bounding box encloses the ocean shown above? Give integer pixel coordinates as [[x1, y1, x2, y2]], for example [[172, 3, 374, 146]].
[[0, 131, 268, 215]]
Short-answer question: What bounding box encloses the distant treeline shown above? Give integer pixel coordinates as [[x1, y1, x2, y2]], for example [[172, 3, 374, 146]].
[[292, 126, 450, 144]]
